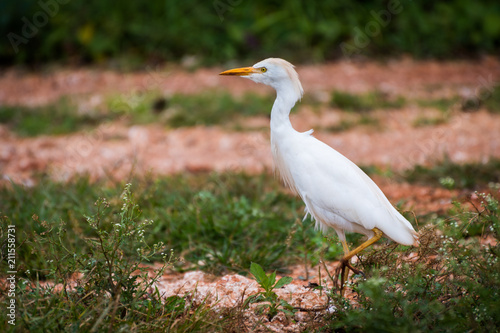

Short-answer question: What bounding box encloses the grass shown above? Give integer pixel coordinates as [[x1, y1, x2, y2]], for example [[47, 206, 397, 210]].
[[107, 91, 274, 127], [325, 191, 500, 331], [416, 84, 500, 114], [402, 157, 500, 190], [483, 85, 500, 113], [416, 97, 458, 112], [329, 85, 500, 118], [412, 114, 449, 127], [0, 97, 109, 137], [0, 172, 344, 332], [2, 87, 498, 137], [324, 114, 381, 133], [0, 91, 275, 136], [0, 184, 227, 332], [1, 166, 499, 331], [0, 172, 343, 279], [0, 89, 368, 136], [330, 91, 406, 112]]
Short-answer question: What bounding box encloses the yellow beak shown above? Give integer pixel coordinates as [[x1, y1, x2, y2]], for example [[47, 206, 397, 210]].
[[219, 66, 257, 76]]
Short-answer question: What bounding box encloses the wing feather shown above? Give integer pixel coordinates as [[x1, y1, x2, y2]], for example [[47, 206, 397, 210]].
[[274, 131, 418, 246]]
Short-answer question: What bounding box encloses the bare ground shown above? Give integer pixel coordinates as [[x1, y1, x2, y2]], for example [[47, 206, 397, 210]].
[[1, 57, 499, 187], [1, 56, 499, 106]]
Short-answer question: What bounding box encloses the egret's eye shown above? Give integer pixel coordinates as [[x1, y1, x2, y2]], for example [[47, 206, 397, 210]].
[[261, 67, 267, 73]]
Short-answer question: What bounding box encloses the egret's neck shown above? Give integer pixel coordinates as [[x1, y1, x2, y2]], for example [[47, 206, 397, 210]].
[[270, 83, 300, 135]]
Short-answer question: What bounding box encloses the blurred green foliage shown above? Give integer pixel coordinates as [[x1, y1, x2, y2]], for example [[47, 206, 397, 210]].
[[331, 90, 405, 112], [0, 97, 109, 136], [0, 91, 275, 136], [1, 0, 499, 66], [403, 158, 500, 190], [2, 85, 498, 137]]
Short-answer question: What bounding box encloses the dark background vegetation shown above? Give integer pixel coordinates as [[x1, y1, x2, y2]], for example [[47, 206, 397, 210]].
[[1, 0, 500, 67]]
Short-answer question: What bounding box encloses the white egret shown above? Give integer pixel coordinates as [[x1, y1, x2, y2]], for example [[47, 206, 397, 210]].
[[220, 58, 418, 296]]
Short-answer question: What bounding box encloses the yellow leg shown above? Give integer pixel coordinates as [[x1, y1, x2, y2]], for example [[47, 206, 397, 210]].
[[343, 228, 383, 262], [338, 228, 383, 297], [341, 240, 350, 254]]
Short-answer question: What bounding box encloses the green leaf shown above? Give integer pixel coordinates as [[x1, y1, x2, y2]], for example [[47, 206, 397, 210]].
[[265, 271, 277, 290], [279, 299, 296, 312], [263, 292, 278, 303], [164, 295, 186, 313], [250, 262, 267, 286], [281, 309, 296, 317], [256, 304, 270, 315], [244, 294, 266, 308], [267, 306, 279, 319], [274, 276, 293, 289]]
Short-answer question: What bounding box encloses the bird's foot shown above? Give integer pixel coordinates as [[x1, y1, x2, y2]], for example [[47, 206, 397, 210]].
[[335, 258, 365, 296], [343, 260, 365, 278]]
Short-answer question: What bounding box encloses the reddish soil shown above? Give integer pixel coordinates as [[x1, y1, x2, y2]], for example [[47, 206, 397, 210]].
[[1, 57, 499, 189], [1, 56, 499, 106]]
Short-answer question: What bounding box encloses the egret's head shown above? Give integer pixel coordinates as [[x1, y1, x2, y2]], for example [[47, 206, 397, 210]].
[[220, 58, 303, 100]]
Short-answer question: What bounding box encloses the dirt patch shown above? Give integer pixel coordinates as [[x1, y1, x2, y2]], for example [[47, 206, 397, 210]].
[[2, 58, 500, 187], [1, 57, 499, 107], [2, 60, 499, 212], [153, 262, 342, 332], [2, 58, 500, 183], [22, 261, 353, 332], [1, 108, 499, 199]]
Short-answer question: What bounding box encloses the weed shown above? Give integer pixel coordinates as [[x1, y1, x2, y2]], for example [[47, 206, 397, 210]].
[[166, 92, 273, 128], [324, 119, 355, 133], [412, 114, 449, 127], [330, 91, 405, 112], [0, 98, 107, 137], [484, 85, 500, 113], [1, 171, 499, 331], [416, 97, 458, 112], [325, 114, 381, 133], [0, 173, 338, 277], [0, 183, 227, 332], [3, 88, 488, 138], [417, 88, 500, 114], [402, 157, 500, 189], [244, 262, 295, 320], [326, 192, 500, 331], [105, 91, 274, 128], [0, 91, 275, 137]]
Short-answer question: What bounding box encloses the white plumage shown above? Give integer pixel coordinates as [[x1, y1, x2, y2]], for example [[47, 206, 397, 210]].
[[220, 58, 418, 294]]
